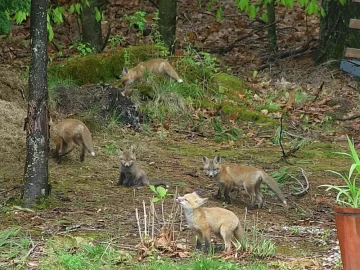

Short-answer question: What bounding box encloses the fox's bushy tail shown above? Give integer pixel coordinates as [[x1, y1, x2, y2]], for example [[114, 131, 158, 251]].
[[262, 172, 287, 206], [81, 126, 95, 156]]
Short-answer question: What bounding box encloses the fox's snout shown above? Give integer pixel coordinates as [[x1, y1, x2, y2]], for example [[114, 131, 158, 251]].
[[206, 171, 215, 177]]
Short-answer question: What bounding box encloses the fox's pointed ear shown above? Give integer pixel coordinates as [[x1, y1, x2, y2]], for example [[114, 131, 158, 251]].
[[194, 188, 203, 196], [130, 145, 136, 152], [202, 156, 209, 164], [122, 67, 128, 75], [214, 155, 221, 163]]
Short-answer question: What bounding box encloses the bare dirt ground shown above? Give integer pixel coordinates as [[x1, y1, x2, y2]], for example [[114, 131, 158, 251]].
[[1, 0, 360, 269]]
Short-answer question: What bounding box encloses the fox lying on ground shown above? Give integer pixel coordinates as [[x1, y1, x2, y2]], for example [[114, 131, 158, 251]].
[[202, 156, 287, 209], [51, 119, 95, 164], [176, 191, 244, 252], [117, 145, 167, 188], [121, 58, 183, 87]]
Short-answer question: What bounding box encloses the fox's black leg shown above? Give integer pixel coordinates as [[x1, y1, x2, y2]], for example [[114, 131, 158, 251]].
[[124, 175, 134, 187], [204, 237, 212, 253], [224, 186, 231, 204], [117, 172, 125, 186], [214, 183, 224, 200], [79, 143, 85, 162], [196, 233, 203, 250]]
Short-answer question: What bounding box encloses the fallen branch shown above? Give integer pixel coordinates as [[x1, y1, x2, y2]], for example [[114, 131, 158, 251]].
[[312, 81, 325, 103], [173, 129, 208, 138], [257, 42, 315, 71], [278, 114, 302, 162], [0, 185, 22, 194], [335, 114, 360, 121], [278, 114, 287, 160], [209, 21, 278, 54], [291, 168, 310, 197]]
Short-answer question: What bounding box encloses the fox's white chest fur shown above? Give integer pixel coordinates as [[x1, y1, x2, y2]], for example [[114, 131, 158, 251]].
[[183, 208, 200, 230]]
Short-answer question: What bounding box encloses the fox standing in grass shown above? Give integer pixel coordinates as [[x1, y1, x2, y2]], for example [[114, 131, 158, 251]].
[[202, 156, 287, 209], [121, 58, 183, 87], [176, 191, 244, 252], [51, 119, 95, 164]]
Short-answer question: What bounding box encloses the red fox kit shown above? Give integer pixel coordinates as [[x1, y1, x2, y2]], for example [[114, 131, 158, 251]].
[[117, 145, 167, 187], [176, 192, 244, 252], [121, 58, 183, 86], [51, 119, 95, 164], [202, 156, 287, 209]]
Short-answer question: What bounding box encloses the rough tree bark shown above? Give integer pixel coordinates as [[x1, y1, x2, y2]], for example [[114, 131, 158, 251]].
[[313, 0, 360, 63], [158, 0, 177, 54], [81, 0, 103, 53], [23, 0, 51, 207]]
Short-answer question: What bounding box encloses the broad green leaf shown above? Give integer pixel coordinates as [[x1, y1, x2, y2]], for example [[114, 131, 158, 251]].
[[95, 7, 102, 22], [249, 5, 258, 19], [156, 186, 167, 198], [47, 23, 54, 41], [153, 197, 160, 203], [285, 0, 294, 8], [339, 0, 346, 5], [53, 7, 64, 24], [14, 11, 27, 24], [149, 185, 156, 193], [69, 5, 75, 14], [261, 13, 268, 22], [297, 0, 306, 6], [83, 0, 90, 7], [305, 0, 319, 15], [320, 7, 326, 17], [75, 3, 82, 14], [237, 0, 249, 10], [347, 135, 360, 166], [216, 7, 223, 21]]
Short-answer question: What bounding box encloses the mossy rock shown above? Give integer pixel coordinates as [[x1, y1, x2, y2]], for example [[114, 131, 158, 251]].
[[48, 45, 166, 85], [205, 73, 274, 124], [213, 72, 245, 95], [220, 102, 272, 123]]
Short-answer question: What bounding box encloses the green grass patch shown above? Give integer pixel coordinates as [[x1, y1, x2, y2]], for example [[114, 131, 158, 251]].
[[39, 236, 132, 270], [0, 227, 32, 269], [134, 256, 267, 270]]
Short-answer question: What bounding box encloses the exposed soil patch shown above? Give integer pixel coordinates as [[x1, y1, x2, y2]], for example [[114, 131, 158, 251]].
[[0, 67, 349, 269]]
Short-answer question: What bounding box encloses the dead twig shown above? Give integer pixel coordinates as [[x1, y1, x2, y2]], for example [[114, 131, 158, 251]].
[[173, 129, 207, 138], [279, 114, 287, 160], [291, 168, 310, 197], [278, 114, 301, 162], [0, 185, 22, 194], [335, 114, 360, 121], [209, 21, 278, 54], [257, 42, 315, 71], [312, 81, 325, 103], [135, 208, 143, 243]]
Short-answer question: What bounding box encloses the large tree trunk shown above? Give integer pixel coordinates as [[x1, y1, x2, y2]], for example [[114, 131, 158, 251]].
[[23, 0, 51, 207], [313, 0, 360, 63], [158, 0, 177, 54], [81, 0, 103, 53]]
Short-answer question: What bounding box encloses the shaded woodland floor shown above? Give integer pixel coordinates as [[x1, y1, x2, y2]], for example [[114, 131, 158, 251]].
[[1, 0, 360, 269]]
